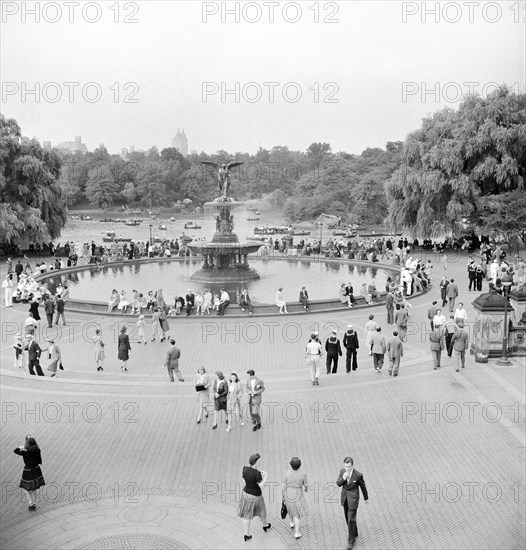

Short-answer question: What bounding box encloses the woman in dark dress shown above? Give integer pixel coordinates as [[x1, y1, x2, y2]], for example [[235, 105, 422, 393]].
[[212, 371, 228, 430], [14, 435, 45, 511], [29, 299, 40, 321], [118, 326, 131, 372], [237, 453, 271, 541]]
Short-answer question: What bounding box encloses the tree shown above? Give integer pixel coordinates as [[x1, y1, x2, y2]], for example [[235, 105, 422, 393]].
[[477, 190, 526, 251], [135, 162, 166, 206], [85, 166, 122, 208], [386, 86, 526, 237], [0, 115, 67, 242]]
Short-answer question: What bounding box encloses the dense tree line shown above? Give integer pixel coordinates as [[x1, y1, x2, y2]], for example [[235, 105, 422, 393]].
[[2, 84, 524, 245], [386, 85, 526, 241]]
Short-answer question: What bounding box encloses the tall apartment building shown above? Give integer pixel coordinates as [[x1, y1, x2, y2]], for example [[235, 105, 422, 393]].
[[171, 128, 188, 157]]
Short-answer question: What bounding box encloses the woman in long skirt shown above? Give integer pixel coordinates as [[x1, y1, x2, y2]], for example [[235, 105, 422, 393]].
[[282, 457, 309, 539], [226, 371, 244, 431], [158, 309, 170, 342], [45, 339, 61, 377], [237, 453, 271, 541], [14, 436, 45, 511], [118, 326, 131, 372], [194, 366, 212, 424], [93, 329, 105, 371]]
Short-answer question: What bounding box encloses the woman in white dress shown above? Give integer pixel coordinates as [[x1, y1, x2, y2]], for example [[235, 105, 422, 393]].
[[194, 366, 212, 424], [227, 371, 244, 431], [93, 329, 105, 371], [275, 288, 288, 314], [46, 339, 62, 378], [13, 334, 26, 373], [107, 289, 119, 312], [117, 290, 129, 313]]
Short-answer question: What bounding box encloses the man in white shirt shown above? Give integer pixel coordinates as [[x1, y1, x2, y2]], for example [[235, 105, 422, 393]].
[[217, 288, 230, 316], [306, 333, 323, 385], [454, 303, 468, 324], [433, 308, 446, 328]]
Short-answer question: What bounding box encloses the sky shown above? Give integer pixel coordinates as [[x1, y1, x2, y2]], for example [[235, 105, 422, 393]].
[[1, 0, 524, 155]]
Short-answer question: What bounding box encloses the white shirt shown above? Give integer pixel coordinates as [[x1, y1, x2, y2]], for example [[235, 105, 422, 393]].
[[220, 291, 229, 303], [454, 308, 468, 322], [306, 341, 322, 355]]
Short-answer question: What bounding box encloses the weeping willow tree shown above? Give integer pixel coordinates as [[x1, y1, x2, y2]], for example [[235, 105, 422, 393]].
[[386, 85, 526, 238], [0, 114, 67, 243]]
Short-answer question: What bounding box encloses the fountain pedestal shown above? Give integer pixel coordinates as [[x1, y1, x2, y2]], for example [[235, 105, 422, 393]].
[[187, 197, 263, 286]]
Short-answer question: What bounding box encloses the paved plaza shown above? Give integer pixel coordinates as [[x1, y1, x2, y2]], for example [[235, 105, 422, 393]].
[[1, 251, 524, 550]]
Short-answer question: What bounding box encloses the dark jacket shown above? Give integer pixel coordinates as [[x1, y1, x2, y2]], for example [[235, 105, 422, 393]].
[[325, 336, 342, 356], [343, 330, 359, 351], [337, 468, 368, 509]]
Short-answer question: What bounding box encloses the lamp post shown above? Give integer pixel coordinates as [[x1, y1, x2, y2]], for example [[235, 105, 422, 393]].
[[496, 273, 514, 366], [149, 224, 153, 246], [319, 222, 323, 254]]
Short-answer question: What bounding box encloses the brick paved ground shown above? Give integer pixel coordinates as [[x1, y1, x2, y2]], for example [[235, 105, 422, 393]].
[[1, 251, 524, 550]]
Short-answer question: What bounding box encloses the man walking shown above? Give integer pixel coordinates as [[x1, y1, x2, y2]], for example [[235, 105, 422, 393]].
[[427, 301, 439, 330], [444, 315, 458, 358], [370, 327, 387, 373], [343, 324, 359, 372], [429, 325, 446, 370], [305, 333, 322, 385], [163, 339, 184, 382], [440, 276, 449, 307], [26, 334, 44, 376], [446, 278, 459, 312], [325, 329, 343, 374], [451, 321, 469, 372], [299, 286, 310, 311], [44, 295, 55, 328], [54, 294, 66, 326], [385, 289, 394, 325], [468, 260, 477, 291], [246, 369, 265, 431], [337, 456, 368, 550], [387, 331, 404, 376], [395, 305, 409, 342]]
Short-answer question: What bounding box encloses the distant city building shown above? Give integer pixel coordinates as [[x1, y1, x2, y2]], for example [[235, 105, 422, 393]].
[[190, 149, 197, 155], [43, 141, 51, 150], [172, 128, 188, 157], [56, 135, 88, 154], [129, 145, 135, 153]]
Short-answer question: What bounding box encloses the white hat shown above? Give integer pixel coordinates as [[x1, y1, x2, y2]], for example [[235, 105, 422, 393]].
[[332, 329, 337, 334], [347, 324, 353, 328]]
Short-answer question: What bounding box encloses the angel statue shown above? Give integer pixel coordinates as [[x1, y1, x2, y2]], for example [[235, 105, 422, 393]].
[[201, 161, 244, 199]]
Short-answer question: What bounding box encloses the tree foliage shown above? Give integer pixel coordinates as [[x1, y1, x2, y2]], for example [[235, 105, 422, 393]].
[[0, 114, 67, 242], [386, 86, 526, 237]]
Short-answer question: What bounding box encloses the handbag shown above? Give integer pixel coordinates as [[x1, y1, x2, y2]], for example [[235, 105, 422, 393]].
[[280, 499, 288, 519], [195, 385, 207, 392]]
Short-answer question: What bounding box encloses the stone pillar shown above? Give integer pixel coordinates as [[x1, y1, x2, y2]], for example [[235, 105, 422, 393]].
[[471, 291, 515, 361], [508, 287, 526, 355]]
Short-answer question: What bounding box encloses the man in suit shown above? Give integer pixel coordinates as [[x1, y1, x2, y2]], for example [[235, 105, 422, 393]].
[[387, 331, 404, 376], [429, 325, 446, 370], [185, 289, 195, 316], [451, 321, 469, 372], [163, 339, 184, 382], [299, 286, 309, 310], [246, 369, 265, 431], [446, 278, 459, 312], [337, 456, 369, 550], [325, 329, 343, 374], [440, 276, 450, 307], [370, 327, 387, 373], [395, 305, 409, 342], [385, 289, 394, 325], [54, 294, 66, 325], [26, 334, 44, 376], [427, 300, 439, 330], [343, 324, 359, 372], [44, 295, 55, 328]]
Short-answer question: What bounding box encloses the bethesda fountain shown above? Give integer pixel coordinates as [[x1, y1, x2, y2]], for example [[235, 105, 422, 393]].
[[187, 161, 263, 285]]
